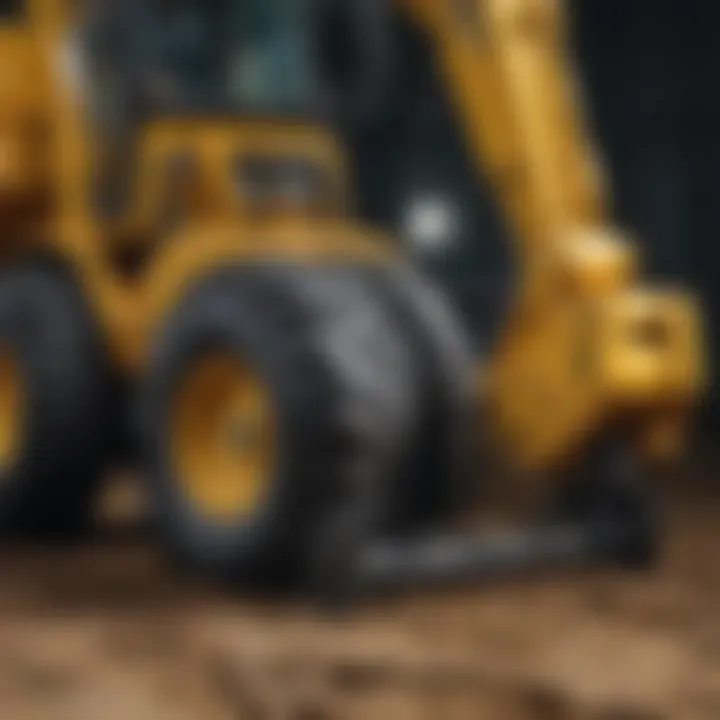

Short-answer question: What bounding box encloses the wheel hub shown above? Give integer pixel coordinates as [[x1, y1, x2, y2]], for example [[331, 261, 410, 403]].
[[170, 352, 275, 522]]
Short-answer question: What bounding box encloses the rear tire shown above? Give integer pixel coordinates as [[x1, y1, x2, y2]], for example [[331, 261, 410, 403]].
[[0, 262, 110, 536]]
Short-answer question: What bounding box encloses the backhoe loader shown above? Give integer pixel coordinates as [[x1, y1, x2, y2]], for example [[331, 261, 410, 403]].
[[0, 0, 704, 595]]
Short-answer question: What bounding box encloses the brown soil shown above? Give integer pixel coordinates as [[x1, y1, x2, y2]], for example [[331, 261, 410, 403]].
[[0, 483, 718, 720]]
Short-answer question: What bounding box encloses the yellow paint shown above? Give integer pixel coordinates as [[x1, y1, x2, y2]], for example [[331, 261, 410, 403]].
[[0, 351, 22, 470], [126, 120, 352, 238], [170, 351, 275, 522]]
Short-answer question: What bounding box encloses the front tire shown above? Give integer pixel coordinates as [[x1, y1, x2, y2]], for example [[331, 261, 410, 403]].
[[140, 264, 422, 585]]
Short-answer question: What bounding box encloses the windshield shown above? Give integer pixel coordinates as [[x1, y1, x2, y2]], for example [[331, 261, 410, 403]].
[[79, 0, 317, 116]]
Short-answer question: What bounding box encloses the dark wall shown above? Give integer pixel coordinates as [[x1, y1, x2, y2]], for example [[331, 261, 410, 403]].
[[572, 0, 720, 407]]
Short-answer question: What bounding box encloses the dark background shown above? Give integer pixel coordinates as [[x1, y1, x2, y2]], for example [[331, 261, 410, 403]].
[[573, 0, 720, 415]]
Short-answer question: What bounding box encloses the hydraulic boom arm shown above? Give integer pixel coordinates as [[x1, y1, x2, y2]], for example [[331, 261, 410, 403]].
[[400, 0, 705, 470]]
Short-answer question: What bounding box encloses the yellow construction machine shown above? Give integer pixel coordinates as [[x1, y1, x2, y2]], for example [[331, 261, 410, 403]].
[[0, 0, 704, 596]]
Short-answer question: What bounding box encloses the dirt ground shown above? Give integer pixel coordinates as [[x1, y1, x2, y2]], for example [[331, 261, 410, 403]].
[[0, 480, 719, 720]]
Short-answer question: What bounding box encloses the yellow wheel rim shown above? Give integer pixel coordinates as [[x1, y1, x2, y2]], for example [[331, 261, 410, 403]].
[[0, 351, 22, 471], [170, 352, 276, 522]]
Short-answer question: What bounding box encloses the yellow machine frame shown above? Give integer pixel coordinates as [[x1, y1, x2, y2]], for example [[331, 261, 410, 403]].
[[0, 0, 705, 488]]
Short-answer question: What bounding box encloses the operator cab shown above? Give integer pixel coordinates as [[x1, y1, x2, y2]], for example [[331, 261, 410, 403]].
[[68, 0, 345, 227]]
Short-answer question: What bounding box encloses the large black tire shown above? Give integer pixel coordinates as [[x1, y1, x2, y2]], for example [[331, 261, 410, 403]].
[[140, 263, 423, 585], [368, 265, 478, 533], [0, 263, 111, 535]]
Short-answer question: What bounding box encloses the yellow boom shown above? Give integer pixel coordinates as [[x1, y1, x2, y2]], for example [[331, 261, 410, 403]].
[[399, 0, 705, 470]]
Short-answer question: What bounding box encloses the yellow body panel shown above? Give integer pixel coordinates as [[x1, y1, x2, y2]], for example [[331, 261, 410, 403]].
[[126, 120, 352, 236], [0, 26, 50, 220]]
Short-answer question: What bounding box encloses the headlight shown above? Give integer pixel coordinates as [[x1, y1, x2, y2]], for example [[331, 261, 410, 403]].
[[400, 192, 462, 254]]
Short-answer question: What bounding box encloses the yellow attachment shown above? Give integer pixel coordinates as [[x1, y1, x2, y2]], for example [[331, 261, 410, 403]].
[[0, 350, 23, 470], [488, 287, 704, 470], [598, 290, 706, 406], [170, 352, 275, 522]]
